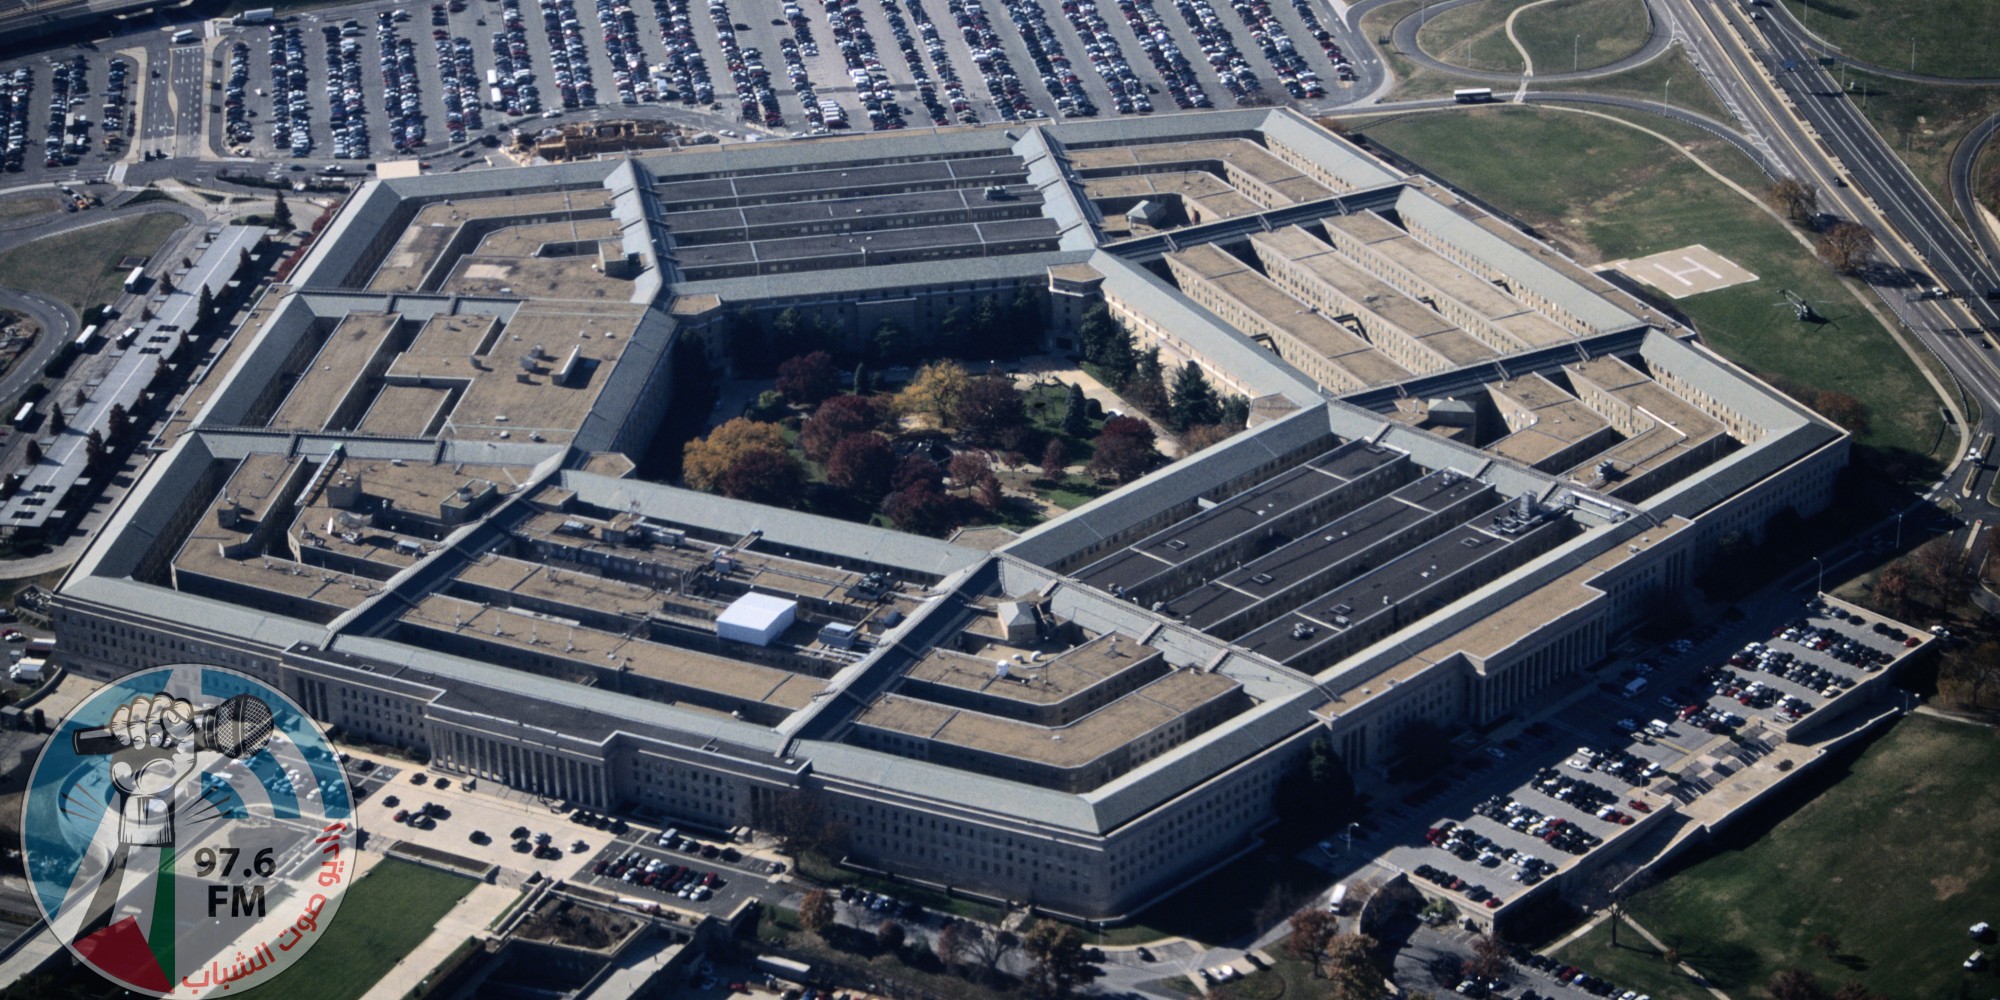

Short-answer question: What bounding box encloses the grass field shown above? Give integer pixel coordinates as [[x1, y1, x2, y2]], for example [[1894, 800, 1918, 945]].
[[0, 193, 62, 226], [1363, 0, 1495, 99], [1356, 106, 1944, 478], [1777, 0, 2000, 80], [1556, 715, 2000, 999], [1538, 48, 1734, 125], [1513, 0, 1651, 73], [259, 858, 477, 1000], [1841, 69, 2000, 216], [1413, 0, 1530, 74], [0, 213, 187, 313]]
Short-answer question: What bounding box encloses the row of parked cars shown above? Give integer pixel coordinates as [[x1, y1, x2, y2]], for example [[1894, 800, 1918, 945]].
[[646, 0, 716, 106], [1056, 0, 1149, 115], [596, 0, 649, 105], [1411, 862, 1502, 908], [1126, 0, 1225, 110], [993, 0, 1097, 118], [1, 67, 28, 170], [432, 30, 485, 144], [535, 0, 599, 109], [950, 0, 1043, 120], [45, 57, 90, 165], [599, 850, 727, 899], [709, 0, 783, 126], [377, 12, 429, 152], [493, 0, 548, 118], [321, 23, 371, 157], [1511, 947, 1651, 1000], [1223, 0, 1320, 97], [877, 0, 966, 127], [823, 0, 911, 129]]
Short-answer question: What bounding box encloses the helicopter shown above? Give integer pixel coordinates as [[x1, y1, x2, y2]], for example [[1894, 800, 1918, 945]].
[[1775, 289, 1835, 326]]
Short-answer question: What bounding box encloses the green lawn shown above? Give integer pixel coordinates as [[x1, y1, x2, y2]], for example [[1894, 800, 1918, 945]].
[[1536, 47, 1734, 124], [258, 858, 477, 1000], [1777, 0, 2000, 80], [0, 213, 187, 313], [1841, 69, 2000, 216], [1412, 0, 1531, 74], [1513, 0, 1651, 73], [0, 193, 62, 226], [1357, 106, 1945, 479], [1364, 0, 1497, 99], [1556, 715, 2000, 999]]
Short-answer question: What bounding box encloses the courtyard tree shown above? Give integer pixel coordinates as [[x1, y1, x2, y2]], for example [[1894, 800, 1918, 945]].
[[23, 439, 41, 464], [800, 394, 886, 463], [1169, 361, 1223, 430], [1087, 416, 1158, 483], [798, 889, 837, 939], [1179, 422, 1236, 454], [48, 404, 64, 436], [1040, 437, 1070, 478], [895, 360, 971, 425], [1060, 382, 1090, 438], [883, 479, 956, 536], [954, 374, 1025, 446], [1286, 907, 1340, 977], [196, 284, 216, 329], [775, 351, 840, 406], [752, 788, 848, 859], [948, 449, 992, 491], [682, 418, 789, 491], [106, 403, 130, 443], [719, 448, 804, 506], [271, 190, 292, 230], [827, 433, 896, 500]]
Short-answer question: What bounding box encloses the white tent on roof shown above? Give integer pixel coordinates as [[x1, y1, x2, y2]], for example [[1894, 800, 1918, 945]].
[[716, 592, 797, 647]]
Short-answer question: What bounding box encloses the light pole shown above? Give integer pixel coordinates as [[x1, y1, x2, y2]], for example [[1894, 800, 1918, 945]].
[[1895, 512, 1904, 549], [1343, 821, 1361, 856], [1574, 34, 1580, 72], [1811, 555, 1824, 595], [1663, 78, 1671, 108]]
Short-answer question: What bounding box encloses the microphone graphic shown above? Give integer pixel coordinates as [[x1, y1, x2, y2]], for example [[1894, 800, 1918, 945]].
[[70, 694, 276, 759]]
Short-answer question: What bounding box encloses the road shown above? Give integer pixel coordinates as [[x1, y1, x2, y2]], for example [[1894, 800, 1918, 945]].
[[1682, 0, 2000, 521]]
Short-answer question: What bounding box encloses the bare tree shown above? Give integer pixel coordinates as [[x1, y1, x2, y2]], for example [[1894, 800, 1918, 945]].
[[1580, 863, 1652, 948], [876, 919, 906, 953], [1768, 177, 1818, 225], [1323, 932, 1388, 1000], [966, 925, 1019, 984], [752, 788, 850, 859], [797, 889, 836, 939], [936, 921, 969, 972], [1286, 907, 1340, 977], [1464, 933, 1512, 982], [1816, 222, 1875, 275], [1769, 967, 1825, 1000]]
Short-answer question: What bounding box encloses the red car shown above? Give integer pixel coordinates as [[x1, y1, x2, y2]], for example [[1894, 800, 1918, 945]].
[[1628, 799, 1653, 813]]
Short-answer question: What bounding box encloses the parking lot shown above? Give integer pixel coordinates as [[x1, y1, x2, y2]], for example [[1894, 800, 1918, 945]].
[[572, 822, 784, 918], [1369, 593, 1930, 918], [192, 0, 1366, 159]]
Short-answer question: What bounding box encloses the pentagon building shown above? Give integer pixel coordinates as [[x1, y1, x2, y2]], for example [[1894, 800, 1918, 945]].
[[53, 110, 1846, 920]]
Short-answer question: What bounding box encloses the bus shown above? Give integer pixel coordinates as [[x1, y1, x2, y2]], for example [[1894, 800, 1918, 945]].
[[1454, 87, 1494, 103], [73, 324, 98, 352], [123, 266, 145, 293], [11, 403, 32, 429]]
